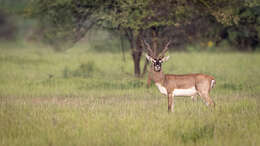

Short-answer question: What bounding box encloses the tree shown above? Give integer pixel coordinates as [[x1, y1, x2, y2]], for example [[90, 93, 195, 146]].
[[27, 0, 189, 76], [26, 0, 251, 76], [105, 0, 195, 77], [26, 0, 105, 50]]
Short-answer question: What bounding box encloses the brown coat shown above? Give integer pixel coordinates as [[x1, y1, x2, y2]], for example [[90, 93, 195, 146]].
[[147, 68, 216, 111]]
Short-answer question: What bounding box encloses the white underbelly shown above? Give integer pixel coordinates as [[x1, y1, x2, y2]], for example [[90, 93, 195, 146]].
[[173, 87, 197, 96], [155, 84, 197, 97]]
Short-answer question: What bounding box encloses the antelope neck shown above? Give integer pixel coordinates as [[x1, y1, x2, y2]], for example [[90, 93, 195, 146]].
[[151, 69, 165, 85]]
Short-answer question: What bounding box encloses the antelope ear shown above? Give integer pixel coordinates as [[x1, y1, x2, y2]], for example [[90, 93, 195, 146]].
[[162, 56, 170, 62], [145, 54, 154, 62]]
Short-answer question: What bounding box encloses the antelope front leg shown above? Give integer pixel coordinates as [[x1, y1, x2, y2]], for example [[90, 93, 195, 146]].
[[198, 92, 215, 107], [147, 77, 151, 88], [191, 95, 197, 102], [168, 93, 174, 112]]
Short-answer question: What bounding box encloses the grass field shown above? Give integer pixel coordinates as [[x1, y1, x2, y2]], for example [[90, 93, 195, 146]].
[[0, 45, 260, 146]]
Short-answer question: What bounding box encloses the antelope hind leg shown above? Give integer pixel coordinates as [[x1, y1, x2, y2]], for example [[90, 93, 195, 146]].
[[199, 92, 215, 107]]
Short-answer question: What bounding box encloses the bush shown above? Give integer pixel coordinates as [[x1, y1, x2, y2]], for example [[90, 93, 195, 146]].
[[63, 61, 98, 78], [218, 6, 260, 51], [0, 11, 17, 41]]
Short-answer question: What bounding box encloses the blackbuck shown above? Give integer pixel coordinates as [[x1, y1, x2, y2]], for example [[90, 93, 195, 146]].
[[144, 41, 216, 112]]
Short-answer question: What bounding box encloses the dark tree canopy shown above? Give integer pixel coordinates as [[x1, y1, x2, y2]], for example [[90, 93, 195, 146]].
[[26, 0, 259, 76]]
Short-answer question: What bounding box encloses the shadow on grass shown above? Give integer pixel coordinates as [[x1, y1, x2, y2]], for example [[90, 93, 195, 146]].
[[179, 124, 215, 143], [79, 80, 145, 90]]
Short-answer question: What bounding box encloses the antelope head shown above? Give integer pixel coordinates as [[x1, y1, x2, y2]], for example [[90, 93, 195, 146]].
[[143, 40, 170, 72]]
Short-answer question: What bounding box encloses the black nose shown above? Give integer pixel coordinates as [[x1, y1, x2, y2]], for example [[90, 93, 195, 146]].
[[154, 65, 161, 71]]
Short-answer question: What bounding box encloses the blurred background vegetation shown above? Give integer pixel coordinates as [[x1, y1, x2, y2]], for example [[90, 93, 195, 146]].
[[1, 2, 260, 145], [0, 0, 259, 76]]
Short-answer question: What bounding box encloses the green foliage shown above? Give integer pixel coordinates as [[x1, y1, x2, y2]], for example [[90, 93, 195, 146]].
[[26, 0, 106, 50], [25, 0, 230, 49], [192, 0, 245, 25], [218, 6, 260, 51], [104, 0, 191, 31], [24, 0, 259, 53], [0, 0, 28, 14]]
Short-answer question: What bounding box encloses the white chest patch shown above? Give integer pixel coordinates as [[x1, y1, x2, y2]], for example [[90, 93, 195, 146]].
[[155, 83, 168, 95], [173, 87, 197, 96]]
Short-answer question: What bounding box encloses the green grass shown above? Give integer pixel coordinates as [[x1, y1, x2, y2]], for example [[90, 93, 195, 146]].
[[0, 46, 260, 146]]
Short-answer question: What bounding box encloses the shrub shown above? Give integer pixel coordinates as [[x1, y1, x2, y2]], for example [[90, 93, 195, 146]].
[[63, 61, 98, 78]]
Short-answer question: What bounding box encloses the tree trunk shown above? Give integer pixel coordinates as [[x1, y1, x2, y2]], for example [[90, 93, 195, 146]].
[[126, 29, 143, 77], [120, 34, 126, 62], [141, 59, 149, 77], [152, 28, 159, 57], [132, 50, 142, 77], [130, 37, 143, 77]]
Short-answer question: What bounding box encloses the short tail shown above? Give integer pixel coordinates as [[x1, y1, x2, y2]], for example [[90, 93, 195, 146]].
[[211, 80, 216, 88]]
